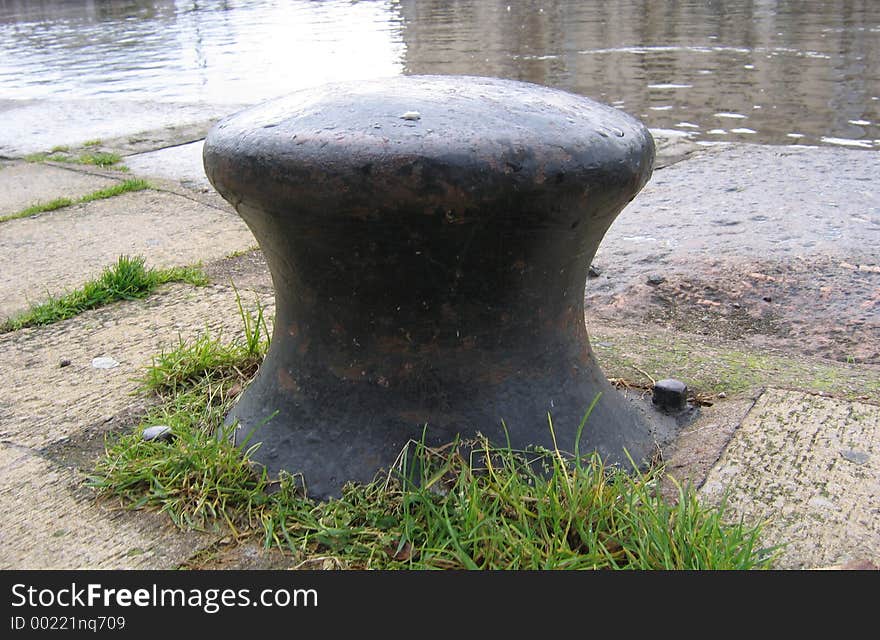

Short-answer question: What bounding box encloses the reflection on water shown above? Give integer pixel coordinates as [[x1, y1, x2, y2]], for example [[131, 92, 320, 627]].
[[0, 0, 406, 104], [1, 0, 878, 148]]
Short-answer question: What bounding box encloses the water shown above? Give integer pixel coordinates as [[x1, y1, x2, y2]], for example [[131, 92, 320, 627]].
[[1, 0, 878, 149]]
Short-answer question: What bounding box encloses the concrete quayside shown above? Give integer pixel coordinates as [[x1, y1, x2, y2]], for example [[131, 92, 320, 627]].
[[0, 99, 877, 569]]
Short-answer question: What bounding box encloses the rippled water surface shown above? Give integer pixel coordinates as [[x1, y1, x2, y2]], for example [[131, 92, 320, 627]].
[[1, 0, 878, 148]]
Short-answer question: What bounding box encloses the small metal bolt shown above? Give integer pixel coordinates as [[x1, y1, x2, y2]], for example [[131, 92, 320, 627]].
[[652, 378, 688, 411]]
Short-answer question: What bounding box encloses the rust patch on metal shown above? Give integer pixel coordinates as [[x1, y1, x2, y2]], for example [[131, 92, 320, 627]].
[[276, 368, 300, 394], [327, 361, 366, 382]]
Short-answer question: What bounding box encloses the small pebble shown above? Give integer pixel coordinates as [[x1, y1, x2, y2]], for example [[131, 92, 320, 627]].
[[839, 449, 869, 465], [142, 425, 174, 443], [399, 111, 421, 121], [652, 378, 688, 411], [646, 274, 666, 286], [762, 296, 772, 303], [588, 265, 602, 278], [91, 356, 119, 369], [59, 359, 71, 368]]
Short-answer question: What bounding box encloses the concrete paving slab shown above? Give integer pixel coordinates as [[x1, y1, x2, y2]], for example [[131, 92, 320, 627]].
[[700, 388, 880, 569], [0, 280, 273, 568], [0, 283, 274, 451], [0, 162, 121, 217], [103, 121, 222, 156], [0, 443, 217, 569], [0, 189, 255, 318], [126, 140, 210, 190]]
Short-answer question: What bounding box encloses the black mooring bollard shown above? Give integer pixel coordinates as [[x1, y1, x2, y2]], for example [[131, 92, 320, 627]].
[[204, 75, 658, 499]]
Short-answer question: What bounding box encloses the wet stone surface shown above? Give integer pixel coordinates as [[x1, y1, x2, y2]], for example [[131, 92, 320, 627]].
[[0, 99, 237, 157], [589, 143, 880, 364]]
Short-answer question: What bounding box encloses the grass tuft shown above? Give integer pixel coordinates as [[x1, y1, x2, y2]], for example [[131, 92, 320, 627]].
[[1, 255, 208, 332], [258, 435, 776, 570], [78, 179, 150, 203], [4, 197, 74, 221], [77, 151, 123, 168], [26, 149, 123, 168], [89, 302, 776, 570], [139, 288, 269, 397], [0, 178, 151, 223], [89, 399, 271, 531], [90, 292, 273, 530]]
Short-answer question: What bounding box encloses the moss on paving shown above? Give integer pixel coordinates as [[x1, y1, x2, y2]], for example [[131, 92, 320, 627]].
[[0, 179, 151, 223], [591, 326, 879, 402], [25, 149, 124, 169]]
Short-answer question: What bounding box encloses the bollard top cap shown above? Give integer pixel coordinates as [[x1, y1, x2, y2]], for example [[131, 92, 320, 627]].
[[204, 75, 654, 212]]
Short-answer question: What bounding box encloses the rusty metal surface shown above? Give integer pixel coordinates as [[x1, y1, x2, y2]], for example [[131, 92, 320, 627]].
[[204, 75, 660, 499]]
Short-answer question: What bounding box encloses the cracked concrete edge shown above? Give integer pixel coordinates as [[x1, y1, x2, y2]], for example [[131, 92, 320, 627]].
[[3, 159, 235, 214], [0, 99, 246, 158], [0, 163, 127, 217], [104, 121, 224, 156]]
